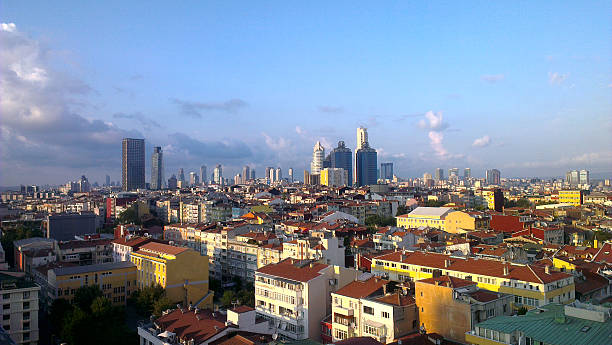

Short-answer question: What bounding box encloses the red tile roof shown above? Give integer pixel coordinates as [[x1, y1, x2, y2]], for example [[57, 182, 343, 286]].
[[334, 277, 388, 299], [469, 290, 501, 303], [155, 308, 228, 344], [138, 242, 188, 256], [374, 292, 415, 306], [417, 276, 475, 289], [256, 259, 328, 282]]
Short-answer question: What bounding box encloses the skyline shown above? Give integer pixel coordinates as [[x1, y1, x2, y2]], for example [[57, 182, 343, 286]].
[[1, 2, 611, 185]]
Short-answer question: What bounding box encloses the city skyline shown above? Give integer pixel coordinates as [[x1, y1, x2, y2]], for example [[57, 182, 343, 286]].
[[1, 2, 611, 186]]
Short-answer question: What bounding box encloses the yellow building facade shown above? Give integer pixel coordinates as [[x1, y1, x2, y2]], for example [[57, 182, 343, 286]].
[[130, 242, 213, 308], [396, 207, 452, 230], [445, 211, 477, 234], [49, 261, 137, 305], [558, 190, 583, 206]]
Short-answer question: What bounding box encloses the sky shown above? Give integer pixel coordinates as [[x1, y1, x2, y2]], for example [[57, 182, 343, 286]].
[[1, 1, 611, 186]]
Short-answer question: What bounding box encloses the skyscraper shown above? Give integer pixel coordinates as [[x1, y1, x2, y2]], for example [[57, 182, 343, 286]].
[[355, 146, 377, 187], [449, 168, 459, 177], [178, 168, 185, 185], [486, 169, 501, 185], [105, 175, 110, 187], [189, 172, 199, 186], [265, 167, 273, 184], [579, 169, 589, 185], [380, 162, 394, 180], [464, 168, 471, 179], [168, 175, 177, 189], [434, 168, 444, 181], [356, 127, 368, 150], [330, 141, 352, 186], [122, 138, 145, 191], [213, 164, 222, 184], [151, 146, 163, 190], [288, 168, 293, 183], [242, 166, 250, 184], [276, 167, 282, 182], [310, 141, 325, 174], [250, 169, 255, 180], [200, 165, 207, 185]]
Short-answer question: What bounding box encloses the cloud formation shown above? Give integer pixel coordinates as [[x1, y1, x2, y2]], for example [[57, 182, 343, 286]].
[[472, 135, 491, 148], [548, 72, 568, 85], [481, 74, 505, 83], [418, 111, 448, 131], [113, 112, 161, 130], [0, 23, 141, 184], [417, 111, 462, 160], [171, 98, 248, 117]]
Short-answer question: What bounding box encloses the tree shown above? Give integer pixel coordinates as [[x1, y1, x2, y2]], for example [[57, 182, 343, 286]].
[[129, 284, 166, 316], [365, 215, 395, 227], [153, 296, 174, 317], [397, 205, 408, 216], [221, 290, 236, 308], [517, 307, 528, 315], [49, 298, 72, 334], [424, 200, 446, 207], [117, 205, 139, 225], [73, 285, 102, 312], [237, 289, 255, 307]]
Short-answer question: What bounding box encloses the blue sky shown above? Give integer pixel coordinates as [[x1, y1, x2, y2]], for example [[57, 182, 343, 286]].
[[1, 1, 610, 185]]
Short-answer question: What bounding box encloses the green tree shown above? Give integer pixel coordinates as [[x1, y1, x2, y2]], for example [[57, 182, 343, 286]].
[[237, 289, 255, 307], [424, 200, 446, 207], [117, 205, 139, 225], [396, 205, 408, 216], [365, 215, 396, 227], [73, 285, 102, 312], [221, 290, 236, 308], [129, 284, 166, 316], [153, 296, 174, 317], [49, 298, 72, 334], [517, 306, 528, 315]]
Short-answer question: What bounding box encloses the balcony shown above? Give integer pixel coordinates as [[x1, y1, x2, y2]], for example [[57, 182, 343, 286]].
[[333, 305, 354, 316]]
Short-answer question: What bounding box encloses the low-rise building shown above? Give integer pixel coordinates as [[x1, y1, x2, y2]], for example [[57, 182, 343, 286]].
[[396, 207, 453, 230], [558, 190, 584, 206], [111, 236, 153, 262]]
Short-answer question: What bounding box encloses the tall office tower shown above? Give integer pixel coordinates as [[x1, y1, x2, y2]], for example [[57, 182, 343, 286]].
[[213, 164, 222, 184], [178, 168, 185, 185], [276, 167, 282, 181], [78, 175, 91, 192], [380, 163, 394, 180], [151, 146, 163, 190], [250, 169, 255, 180], [464, 168, 471, 179], [242, 166, 250, 184], [310, 141, 325, 174], [288, 168, 294, 182], [570, 170, 579, 186], [579, 169, 589, 185], [265, 167, 272, 183], [200, 165, 207, 185], [105, 175, 111, 187], [355, 146, 377, 187], [434, 168, 444, 181], [486, 169, 501, 185], [323, 154, 332, 169], [189, 172, 198, 186], [168, 175, 178, 189], [449, 168, 459, 177], [269, 167, 277, 183], [330, 141, 353, 186], [356, 127, 368, 150], [122, 138, 145, 191]]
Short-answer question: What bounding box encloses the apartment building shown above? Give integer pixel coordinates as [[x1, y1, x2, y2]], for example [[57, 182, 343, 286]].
[[444, 211, 490, 234], [130, 242, 213, 307], [56, 239, 113, 266], [48, 261, 137, 305], [558, 190, 584, 206], [111, 236, 153, 262], [254, 259, 359, 341], [415, 276, 512, 343], [372, 251, 575, 310], [396, 207, 453, 230], [0, 273, 40, 345], [281, 231, 344, 266], [372, 227, 418, 251]]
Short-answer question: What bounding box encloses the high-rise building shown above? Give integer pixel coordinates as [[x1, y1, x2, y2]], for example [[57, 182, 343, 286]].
[[356, 127, 368, 150], [168, 175, 177, 189], [288, 168, 294, 182], [121, 138, 145, 191], [356, 146, 377, 187], [276, 167, 282, 182], [200, 165, 207, 185], [464, 168, 471, 179], [151, 146, 163, 190], [250, 168, 255, 180], [213, 164, 222, 184], [434, 168, 444, 181], [485, 169, 501, 185], [189, 172, 199, 186], [449, 168, 459, 177], [579, 169, 589, 185], [330, 141, 352, 186], [178, 168, 185, 185], [265, 167, 273, 183], [105, 174, 111, 187], [242, 166, 250, 184], [310, 141, 325, 174], [380, 162, 394, 180]]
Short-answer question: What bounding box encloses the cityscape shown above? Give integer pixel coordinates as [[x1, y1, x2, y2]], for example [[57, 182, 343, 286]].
[[1, 2, 611, 345]]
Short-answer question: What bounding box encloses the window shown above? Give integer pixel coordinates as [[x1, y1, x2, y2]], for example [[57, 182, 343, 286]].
[[23, 302, 29, 310], [23, 312, 30, 320], [381, 311, 390, 318], [363, 306, 374, 315], [23, 322, 30, 330], [2, 315, 9, 321], [3, 304, 9, 310], [23, 291, 30, 299], [2, 294, 9, 299], [23, 332, 29, 341]]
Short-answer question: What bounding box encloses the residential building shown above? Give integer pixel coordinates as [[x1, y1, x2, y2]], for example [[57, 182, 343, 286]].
[[396, 207, 453, 230], [464, 168, 471, 179], [482, 189, 504, 212], [0, 273, 40, 345], [559, 190, 584, 206], [254, 259, 359, 341], [213, 165, 223, 185], [46, 212, 97, 241], [579, 169, 590, 185], [13, 238, 56, 273], [444, 211, 489, 234], [372, 251, 575, 310], [151, 146, 164, 190], [56, 238, 113, 266], [48, 261, 137, 305], [111, 236, 153, 262], [466, 302, 612, 345], [130, 242, 213, 307], [415, 276, 512, 343], [122, 138, 146, 191], [372, 227, 418, 251], [281, 231, 345, 266], [311, 142, 325, 175]]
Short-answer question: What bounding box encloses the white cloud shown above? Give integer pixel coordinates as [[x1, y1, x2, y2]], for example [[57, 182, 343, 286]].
[[481, 74, 505, 83], [428, 131, 448, 157], [472, 135, 491, 148], [295, 126, 305, 135], [1, 23, 16, 32], [548, 72, 568, 85], [261, 133, 291, 152], [418, 111, 447, 131]]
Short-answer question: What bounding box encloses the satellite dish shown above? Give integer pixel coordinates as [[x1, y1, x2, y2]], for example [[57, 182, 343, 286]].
[[272, 333, 278, 340]]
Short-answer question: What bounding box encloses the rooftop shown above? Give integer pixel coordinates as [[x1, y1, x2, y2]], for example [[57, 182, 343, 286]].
[[52, 261, 136, 276], [256, 259, 328, 282], [334, 277, 388, 299]]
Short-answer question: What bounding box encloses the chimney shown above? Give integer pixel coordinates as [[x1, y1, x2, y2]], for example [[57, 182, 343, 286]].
[[545, 265, 550, 274], [503, 265, 509, 276]]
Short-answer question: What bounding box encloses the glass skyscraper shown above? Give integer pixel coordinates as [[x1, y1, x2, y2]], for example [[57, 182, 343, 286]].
[[122, 138, 145, 191], [355, 146, 377, 187], [151, 146, 163, 190], [330, 141, 352, 186]]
